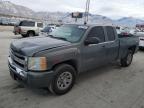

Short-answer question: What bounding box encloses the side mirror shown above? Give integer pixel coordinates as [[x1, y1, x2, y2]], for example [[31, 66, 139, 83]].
[[84, 37, 100, 45]]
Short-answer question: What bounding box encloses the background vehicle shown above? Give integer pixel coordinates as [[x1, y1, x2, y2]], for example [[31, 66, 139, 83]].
[[13, 20, 43, 37], [9, 19, 18, 26], [2, 19, 9, 25], [139, 36, 144, 49], [8, 24, 139, 95], [39, 26, 53, 36], [116, 26, 134, 35], [134, 31, 144, 49]]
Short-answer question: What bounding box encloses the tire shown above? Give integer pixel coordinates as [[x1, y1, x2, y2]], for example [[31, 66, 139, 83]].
[[21, 34, 27, 38], [139, 47, 144, 51], [48, 64, 76, 95], [27, 31, 34, 37], [120, 50, 133, 67]]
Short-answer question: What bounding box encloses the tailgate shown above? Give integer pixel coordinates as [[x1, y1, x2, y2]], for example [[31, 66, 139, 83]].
[[14, 26, 20, 35]]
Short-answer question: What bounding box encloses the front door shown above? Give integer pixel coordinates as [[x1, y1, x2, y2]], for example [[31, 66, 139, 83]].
[[81, 26, 107, 72]]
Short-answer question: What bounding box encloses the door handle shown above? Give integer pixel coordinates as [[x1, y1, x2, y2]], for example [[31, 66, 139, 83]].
[[102, 45, 105, 48]]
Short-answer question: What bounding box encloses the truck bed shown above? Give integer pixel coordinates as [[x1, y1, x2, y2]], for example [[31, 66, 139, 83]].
[[118, 34, 139, 59]]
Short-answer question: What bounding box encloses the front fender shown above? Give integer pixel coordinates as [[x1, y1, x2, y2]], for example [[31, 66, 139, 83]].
[[34, 47, 80, 71]]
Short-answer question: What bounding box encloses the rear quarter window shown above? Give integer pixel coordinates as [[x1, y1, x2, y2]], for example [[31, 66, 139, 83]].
[[37, 23, 43, 27]]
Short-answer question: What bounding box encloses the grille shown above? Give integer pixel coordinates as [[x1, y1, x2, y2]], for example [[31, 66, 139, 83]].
[[10, 49, 26, 69]]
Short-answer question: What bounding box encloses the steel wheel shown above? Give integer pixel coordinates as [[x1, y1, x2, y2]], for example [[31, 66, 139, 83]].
[[57, 72, 73, 90], [48, 64, 76, 95], [126, 53, 133, 65], [121, 50, 133, 67]]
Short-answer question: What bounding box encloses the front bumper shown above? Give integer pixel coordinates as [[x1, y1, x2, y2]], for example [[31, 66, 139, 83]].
[[8, 58, 55, 88]]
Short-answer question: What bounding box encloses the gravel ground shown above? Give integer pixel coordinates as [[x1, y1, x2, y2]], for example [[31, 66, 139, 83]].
[[0, 31, 144, 108], [0, 26, 13, 32]]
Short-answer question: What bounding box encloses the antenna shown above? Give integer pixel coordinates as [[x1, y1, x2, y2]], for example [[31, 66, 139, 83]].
[[84, 0, 90, 25]]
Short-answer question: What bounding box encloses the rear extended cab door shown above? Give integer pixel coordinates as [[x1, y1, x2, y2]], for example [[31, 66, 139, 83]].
[[103, 26, 119, 62]]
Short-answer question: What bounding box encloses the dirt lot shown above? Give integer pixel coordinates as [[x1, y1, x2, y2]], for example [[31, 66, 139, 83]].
[[0, 31, 144, 108], [0, 26, 14, 32]]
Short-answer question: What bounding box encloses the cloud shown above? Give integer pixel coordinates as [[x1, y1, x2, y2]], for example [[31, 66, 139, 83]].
[[9, 0, 144, 19], [89, 0, 144, 19], [60, 5, 85, 12]]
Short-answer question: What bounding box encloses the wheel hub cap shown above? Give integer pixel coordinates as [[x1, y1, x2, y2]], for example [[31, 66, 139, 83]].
[[127, 53, 132, 64], [57, 72, 72, 90]]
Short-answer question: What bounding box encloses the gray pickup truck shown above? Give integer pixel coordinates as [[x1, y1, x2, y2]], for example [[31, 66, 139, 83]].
[[8, 24, 139, 95]]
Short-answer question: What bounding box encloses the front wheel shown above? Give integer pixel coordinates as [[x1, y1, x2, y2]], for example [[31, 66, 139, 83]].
[[48, 64, 76, 95], [120, 50, 133, 67]]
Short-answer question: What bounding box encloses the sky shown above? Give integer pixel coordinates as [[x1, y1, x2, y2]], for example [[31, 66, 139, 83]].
[[9, 0, 144, 19]]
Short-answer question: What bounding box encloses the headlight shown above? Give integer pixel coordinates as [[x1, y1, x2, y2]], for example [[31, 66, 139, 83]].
[[28, 57, 47, 71]]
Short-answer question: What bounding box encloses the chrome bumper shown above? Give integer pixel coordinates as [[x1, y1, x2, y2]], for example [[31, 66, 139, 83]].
[[8, 56, 27, 79]]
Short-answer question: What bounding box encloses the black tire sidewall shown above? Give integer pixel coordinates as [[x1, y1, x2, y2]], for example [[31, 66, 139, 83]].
[[27, 31, 34, 37], [126, 51, 133, 65], [121, 50, 133, 67], [51, 64, 76, 95], [21, 34, 27, 37]]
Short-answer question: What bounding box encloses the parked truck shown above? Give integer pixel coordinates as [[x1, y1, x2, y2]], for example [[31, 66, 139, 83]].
[[13, 20, 43, 37], [8, 24, 139, 95]]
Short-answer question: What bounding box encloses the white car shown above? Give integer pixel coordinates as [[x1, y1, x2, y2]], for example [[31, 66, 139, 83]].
[[134, 31, 144, 48], [139, 37, 144, 48], [136, 32, 144, 48]]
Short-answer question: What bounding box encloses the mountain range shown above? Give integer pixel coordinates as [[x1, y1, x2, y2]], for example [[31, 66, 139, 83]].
[[0, 0, 144, 27]]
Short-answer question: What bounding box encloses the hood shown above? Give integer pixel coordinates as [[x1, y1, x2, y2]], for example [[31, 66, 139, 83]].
[[10, 36, 71, 56]]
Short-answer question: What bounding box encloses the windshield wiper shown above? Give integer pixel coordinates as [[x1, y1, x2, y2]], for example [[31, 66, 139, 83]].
[[48, 35, 68, 41], [53, 37, 68, 41]]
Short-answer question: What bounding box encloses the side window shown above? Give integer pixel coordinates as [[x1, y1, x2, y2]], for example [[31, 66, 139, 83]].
[[19, 21, 26, 26], [28, 21, 35, 27], [106, 26, 115, 41], [19, 21, 35, 27], [87, 26, 105, 43], [37, 23, 43, 27]]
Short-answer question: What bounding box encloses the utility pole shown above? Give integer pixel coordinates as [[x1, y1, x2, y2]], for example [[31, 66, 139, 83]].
[[84, 0, 90, 25]]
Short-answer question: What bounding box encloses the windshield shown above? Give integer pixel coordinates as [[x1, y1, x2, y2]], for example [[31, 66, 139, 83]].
[[49, 25, 88, 43], [42, 27, 51, 32]]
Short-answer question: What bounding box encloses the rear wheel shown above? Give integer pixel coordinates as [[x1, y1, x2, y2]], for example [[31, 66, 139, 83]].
[[48, 64, 76, 95], [27, 31, 35, 37], [120, 50, 133, 67]]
